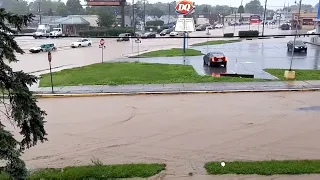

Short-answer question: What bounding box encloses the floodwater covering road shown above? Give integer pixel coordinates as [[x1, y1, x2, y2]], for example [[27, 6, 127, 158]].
[[127, 36, 320, 79], [18, 91, 320, 177]]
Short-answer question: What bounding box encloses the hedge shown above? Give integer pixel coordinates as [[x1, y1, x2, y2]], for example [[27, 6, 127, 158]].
[[79, 28, 134, 37], [21, 28, 36, 33], [146, 20, 164, 26], [223, 33, 234, 37], [238, 30, 259, 38]]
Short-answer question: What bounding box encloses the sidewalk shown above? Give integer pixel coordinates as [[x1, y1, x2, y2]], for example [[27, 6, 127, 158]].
[[33, 80, 320, 95]]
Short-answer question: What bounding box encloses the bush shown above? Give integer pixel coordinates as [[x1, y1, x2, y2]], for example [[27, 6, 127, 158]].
[[20, 28, 36, 33], [79, 28, 134, 37], [239, 30, 259, 37], [238, 30, 259, 37], [223, 33, 234, 37], [146, 20, 164, 26]]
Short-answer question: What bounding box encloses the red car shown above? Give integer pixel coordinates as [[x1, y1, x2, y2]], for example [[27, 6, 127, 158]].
[[203, 51, 227, 67]]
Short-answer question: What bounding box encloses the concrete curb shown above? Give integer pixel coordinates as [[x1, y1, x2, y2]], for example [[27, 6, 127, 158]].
[[33, 88, 320, 98]]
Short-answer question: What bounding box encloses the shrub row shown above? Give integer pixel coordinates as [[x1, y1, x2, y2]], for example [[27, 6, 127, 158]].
[[21, 28, 36, 33], [223, 33, 234, 37], [238, 30, 259, 38], [79, 28, 134, 37], [146, 20, 164, 26]]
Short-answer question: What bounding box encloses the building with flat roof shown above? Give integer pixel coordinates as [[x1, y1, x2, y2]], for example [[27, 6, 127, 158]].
[[292, 11, 317, 30]]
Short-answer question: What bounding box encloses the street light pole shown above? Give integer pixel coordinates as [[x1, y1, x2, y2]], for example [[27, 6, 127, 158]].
[[289, 0, 302, 71], [143, 0, 146, 28], [262, 0, 267, 36], [168, 3, 171, 25], [132, 0, 136, 34]]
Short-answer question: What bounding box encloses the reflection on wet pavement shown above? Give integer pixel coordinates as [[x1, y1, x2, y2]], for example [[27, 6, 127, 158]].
[[120, 37, 320, 80]]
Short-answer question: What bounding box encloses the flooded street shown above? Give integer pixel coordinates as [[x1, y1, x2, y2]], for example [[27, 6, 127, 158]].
[[20, 91, 320, 176]]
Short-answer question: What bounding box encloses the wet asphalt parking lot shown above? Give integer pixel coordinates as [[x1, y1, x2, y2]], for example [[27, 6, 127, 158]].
[[126, 36, 320, 79], [11, 26, 319, 79]]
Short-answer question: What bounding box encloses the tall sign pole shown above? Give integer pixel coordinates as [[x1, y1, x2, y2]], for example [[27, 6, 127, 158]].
[[48, 51, 53, 93], [262, 0, 268, 36], [99, 39, 105, 63], [289, 0, 302, 71], [175, 0, 195, 54]]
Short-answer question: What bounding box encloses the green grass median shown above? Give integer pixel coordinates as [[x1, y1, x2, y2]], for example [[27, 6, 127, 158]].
[[137, 48, 202, 57], [0, 163, 165, 179], [39, 62, 257, 87], [265, 69, 320, 81], [205, 160, 320, 175], [191, 40, 242, 47]]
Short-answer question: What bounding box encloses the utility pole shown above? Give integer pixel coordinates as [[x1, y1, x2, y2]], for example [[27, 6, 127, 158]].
[[132, 0, 135, 33], [38, 1, 41, 24], [262, 0, 267, 36], [143, 0, 146, 28], [289, 0, 302, 71], [168, 3, 171, 25], [121, 0, 125, 27]]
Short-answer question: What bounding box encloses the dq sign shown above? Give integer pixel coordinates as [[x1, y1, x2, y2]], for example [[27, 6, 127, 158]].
[[175, 0, 195, 15]]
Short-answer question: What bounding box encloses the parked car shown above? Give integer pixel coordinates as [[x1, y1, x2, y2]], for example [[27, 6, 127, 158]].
[[70, 38, 92, 48], [160, 29, 170, 36], [170, 31, 183, 37], [117, 33, 131, 41], [29, 43, 57, 53], [142, 32, 156, 38], [196, 24, 211, 31], [203, 51, 227, 67], [215, 24, 224, 28], [307, 29, 316, 34], [280, 24, 290, 30], [287, 40, 307, 52]]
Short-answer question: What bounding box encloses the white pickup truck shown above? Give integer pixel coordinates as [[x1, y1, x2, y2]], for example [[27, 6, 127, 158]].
[[33, 25, 50, 39], [49, 28, 63, 38]]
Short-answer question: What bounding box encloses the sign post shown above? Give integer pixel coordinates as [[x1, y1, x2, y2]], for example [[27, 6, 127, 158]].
[[48, 51, 54, 93], [174, 0, 195, 54], [99, 38, 105, 63], [135, 38, 141, 56], [175, 18, 195, 54]]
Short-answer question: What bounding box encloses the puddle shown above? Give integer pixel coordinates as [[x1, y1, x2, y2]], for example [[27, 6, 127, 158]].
[[296, 106, 320, 111]]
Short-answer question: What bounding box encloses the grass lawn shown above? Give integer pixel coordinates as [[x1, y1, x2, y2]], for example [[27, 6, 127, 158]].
[[191, 40, 242, 46], [137, 48, 202, 57], [0, 163, 165, 179], [39, 62, 258, 87], [265, 69, 320, 81], [205, 160, 320, 175]]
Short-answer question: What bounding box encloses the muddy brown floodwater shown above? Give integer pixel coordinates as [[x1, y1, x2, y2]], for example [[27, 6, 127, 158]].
[[16, 92, 320, 178]]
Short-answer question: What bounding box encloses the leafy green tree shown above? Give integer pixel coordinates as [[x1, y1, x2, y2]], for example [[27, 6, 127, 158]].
[[0, 0, 29, 14], [56, 3, 69, 16], [0, 8, 47, 179], [149, 7, 164, 18], [97, 11, 115, 28], [66, 0, 84, 15], [238, 5, 245, 13], [202, 6, 209, 14], [245, 0, 263, 14], [47, 8, 53, 15]]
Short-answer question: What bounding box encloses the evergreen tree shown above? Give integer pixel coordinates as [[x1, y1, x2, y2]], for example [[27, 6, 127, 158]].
[[0, 8, 47, 179]]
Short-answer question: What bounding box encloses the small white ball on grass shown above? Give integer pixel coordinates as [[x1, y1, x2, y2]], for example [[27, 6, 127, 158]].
[[221, 162, 225, 167]]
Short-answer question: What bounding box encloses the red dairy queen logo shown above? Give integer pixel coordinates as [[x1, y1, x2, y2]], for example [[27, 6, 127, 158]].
[[175, 0, 195, 15]]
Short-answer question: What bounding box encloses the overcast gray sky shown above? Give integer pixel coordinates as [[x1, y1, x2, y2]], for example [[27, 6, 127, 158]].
[[147, 0, 319, 8]]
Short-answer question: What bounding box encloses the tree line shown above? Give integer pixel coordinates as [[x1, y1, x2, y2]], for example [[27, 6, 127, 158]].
[[0, 0, 317, 28]]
